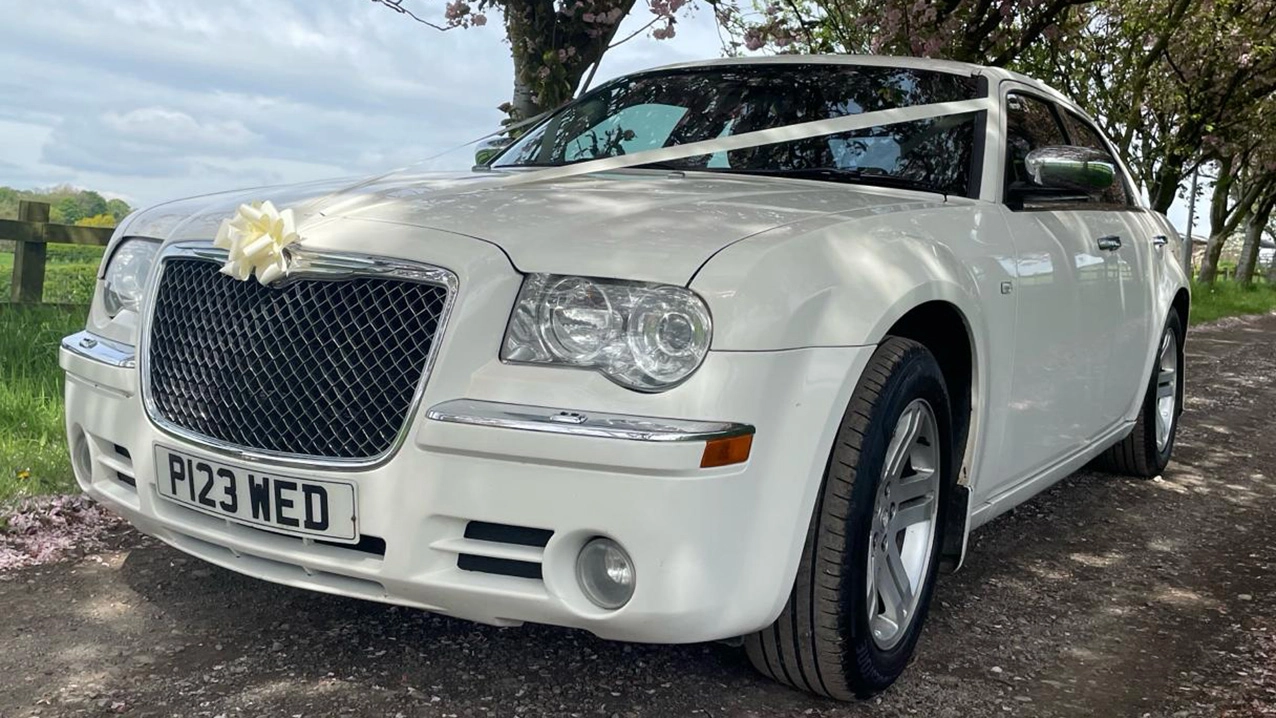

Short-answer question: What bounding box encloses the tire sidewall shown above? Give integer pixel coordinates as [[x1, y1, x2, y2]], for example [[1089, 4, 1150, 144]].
[[843, 345, 954, 685], [1148, 313, 1184, 467]]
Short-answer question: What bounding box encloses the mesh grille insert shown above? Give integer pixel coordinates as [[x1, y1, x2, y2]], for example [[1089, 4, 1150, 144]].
[[147, 258, 449, 460]]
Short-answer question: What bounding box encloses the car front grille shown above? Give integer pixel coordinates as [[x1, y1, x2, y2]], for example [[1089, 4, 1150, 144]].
[[146, 257, 450, 461]]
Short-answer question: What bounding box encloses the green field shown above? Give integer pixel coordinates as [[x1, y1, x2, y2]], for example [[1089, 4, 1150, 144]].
[[0, 244, 103, 304], [0, 304, 87, 502], [1188, 278, 1276, 325]]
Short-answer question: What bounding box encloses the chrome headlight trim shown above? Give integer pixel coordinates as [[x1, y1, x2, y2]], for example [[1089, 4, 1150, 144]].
[[102, 237, 162, 318], [501, 274, 713, 392]]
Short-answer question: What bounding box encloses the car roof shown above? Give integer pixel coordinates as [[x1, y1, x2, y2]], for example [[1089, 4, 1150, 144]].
[[645, 54, 1068, 104]]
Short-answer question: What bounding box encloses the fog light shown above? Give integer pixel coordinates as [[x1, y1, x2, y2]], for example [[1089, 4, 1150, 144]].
[[70, 428, 92, 483], [576, 537, 635, 609]]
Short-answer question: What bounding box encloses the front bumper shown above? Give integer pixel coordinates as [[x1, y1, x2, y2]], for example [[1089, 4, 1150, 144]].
[[62, 224, 874, 643]]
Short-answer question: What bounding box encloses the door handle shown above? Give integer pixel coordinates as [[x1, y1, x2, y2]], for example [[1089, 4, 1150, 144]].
[[1096, 235, 1122, 251], [1152, 234, 1169, 247]]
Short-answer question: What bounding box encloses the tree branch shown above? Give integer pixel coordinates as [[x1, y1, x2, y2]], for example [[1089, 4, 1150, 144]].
[[366, 0, 452, 31]]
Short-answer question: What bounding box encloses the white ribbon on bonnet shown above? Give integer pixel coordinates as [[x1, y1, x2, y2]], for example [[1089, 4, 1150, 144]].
[[217, 96, 989, 284]]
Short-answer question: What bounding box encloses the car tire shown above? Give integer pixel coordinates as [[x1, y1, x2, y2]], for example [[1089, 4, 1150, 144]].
[[1094, 313, 1184, 478], [745, 337, 953, 700]]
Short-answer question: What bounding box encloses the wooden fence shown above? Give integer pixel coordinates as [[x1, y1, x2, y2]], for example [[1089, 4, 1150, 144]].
[[1, 200, 113, 303]]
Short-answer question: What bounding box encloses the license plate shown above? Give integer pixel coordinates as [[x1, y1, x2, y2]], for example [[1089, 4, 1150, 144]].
[[153, 445, 358, 542]]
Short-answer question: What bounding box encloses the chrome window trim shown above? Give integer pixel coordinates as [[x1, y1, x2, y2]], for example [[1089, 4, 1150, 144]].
[[61, 330, 137, 368], [426, 399, 754, 442], [138, 241, 459, 471]]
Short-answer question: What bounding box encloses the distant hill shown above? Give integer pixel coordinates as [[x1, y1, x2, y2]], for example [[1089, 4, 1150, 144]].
[[0, 185, 132, 228]]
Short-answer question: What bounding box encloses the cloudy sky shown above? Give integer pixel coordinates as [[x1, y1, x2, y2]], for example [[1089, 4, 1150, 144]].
[[0, 0, 725, 208], [1, 2, 1196, 230]]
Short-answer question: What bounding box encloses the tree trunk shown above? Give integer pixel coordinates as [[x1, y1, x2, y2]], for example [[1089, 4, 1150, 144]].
[[1267, 237, 1276, 285], [1147, 160, 1184, 215], [1235, 217, 1263, 286], [509, 68, 541, 120], [1236, 194, 1274, 286], [502, 0, 635, 121], [1197, 156, 1237, 285], [504, 0, 555, 120], [1197, 232, 1228, 285]]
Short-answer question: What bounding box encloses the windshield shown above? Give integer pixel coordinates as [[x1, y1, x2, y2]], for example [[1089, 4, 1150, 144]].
[[493, 64, 984, 196]]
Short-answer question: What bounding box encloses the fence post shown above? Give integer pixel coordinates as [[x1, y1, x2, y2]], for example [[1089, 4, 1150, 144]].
[[11, 200, 50, 303]]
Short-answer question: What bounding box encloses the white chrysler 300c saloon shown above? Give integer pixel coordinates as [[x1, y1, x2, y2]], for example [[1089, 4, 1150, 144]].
[[61, 56, 1189, 699]]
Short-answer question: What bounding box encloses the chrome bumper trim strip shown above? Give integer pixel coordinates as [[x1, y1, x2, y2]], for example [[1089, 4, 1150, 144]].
[[426, 399, 754, 442], [61, 330, 137, 369]]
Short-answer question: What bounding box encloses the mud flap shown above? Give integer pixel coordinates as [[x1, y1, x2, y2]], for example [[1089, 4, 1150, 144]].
[[939, 483, 970, 573]]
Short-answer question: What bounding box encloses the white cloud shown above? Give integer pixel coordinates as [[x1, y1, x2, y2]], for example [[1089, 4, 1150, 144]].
[[0, 0, 724, 208], [102, 108, 258, 147]]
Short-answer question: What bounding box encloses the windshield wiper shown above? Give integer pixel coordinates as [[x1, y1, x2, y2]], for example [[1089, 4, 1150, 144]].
[[717, 167, 950, 197]]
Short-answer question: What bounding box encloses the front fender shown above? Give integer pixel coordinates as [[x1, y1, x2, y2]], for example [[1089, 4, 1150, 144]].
[[691, 201, 1014, 574], [690, 202, 1001, 353]]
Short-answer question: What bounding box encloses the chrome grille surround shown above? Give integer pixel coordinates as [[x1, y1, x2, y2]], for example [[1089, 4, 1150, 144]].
[[139, 242, 458, 469]]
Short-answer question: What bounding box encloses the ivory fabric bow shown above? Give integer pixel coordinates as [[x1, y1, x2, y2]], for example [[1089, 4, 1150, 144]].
[[213, 201, 301, 285]]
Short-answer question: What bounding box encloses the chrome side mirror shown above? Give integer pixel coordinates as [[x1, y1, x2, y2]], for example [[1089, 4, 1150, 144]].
[[1024, 146, 1116, 193], [474, 137, 513, 167]]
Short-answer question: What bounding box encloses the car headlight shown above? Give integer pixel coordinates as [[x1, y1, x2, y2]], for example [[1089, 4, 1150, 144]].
[[502, 274, 712, 391], [102, 238, 161, 317]]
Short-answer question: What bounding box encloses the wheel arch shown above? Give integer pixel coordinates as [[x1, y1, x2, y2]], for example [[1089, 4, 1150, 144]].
[[873, 299, 980, 573], [1171, 287, 1190, 338]]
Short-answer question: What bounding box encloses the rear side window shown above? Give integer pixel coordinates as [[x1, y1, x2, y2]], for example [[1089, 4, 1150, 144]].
[[1058, 110, 1133, 207], [1004, 93, 1067, 190]]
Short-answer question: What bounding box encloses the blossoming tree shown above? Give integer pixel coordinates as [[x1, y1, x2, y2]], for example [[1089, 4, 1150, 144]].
[[716, 0, 1088, 63], [370, 0, 692, 120]]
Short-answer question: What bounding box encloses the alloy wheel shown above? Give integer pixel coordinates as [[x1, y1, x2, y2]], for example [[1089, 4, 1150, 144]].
[[1154, 331, 1178, 453], [865, 398, 941, 651]]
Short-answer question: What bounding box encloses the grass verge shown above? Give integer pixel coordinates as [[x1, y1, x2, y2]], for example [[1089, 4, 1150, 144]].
[[0, 305, 86, 503], [1189, 278, 1276, 325], [0, 245, 103, 304]]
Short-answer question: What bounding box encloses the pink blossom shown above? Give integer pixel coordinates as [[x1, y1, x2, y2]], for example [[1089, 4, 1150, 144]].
[[0, 495, 124, 571], [444, 1, 471, 22], [472, 13, 487, 26]]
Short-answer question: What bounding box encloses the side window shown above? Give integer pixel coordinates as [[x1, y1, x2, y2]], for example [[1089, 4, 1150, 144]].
[[1004, 93, 1068, 190], [1058, 110, 1133, 206]]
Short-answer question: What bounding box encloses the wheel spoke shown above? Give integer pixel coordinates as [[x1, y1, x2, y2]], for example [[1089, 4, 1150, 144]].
[[875, 552, 906, 617], [883, 405, 923, 481], [884, 543, 914, 613], [890, 495, 935, 533], [1157, 380, 1175, 400], [891, 473, 935, 504], [871, 613, 901, 644]]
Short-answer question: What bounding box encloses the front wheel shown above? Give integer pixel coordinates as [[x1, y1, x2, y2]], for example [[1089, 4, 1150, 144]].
[[1094, 313, 1184, 477], [745, 337, 953, 700]]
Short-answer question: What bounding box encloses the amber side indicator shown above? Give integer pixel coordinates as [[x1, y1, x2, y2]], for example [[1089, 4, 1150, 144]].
[[701, 434, 753, 468]]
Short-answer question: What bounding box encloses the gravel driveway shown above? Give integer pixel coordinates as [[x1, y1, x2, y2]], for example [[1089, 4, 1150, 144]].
[[3, 314, 1275, 718]]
